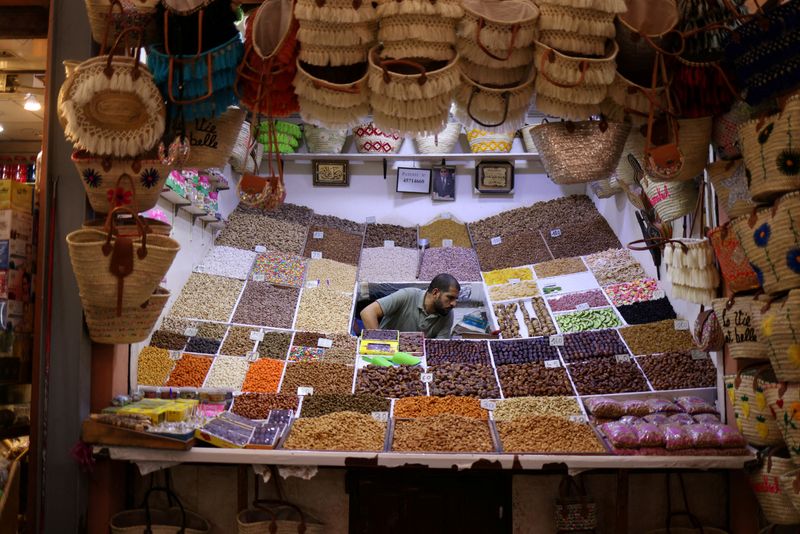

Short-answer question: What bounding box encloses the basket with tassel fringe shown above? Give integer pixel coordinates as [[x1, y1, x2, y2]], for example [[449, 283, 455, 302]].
[[295, 0, 378, 24], [537, 0, 626, 56], [458, 57, 530, 87], [712, 295, 768, 360], [598, 97, 648, 127], [644, 176, 698, 223], [613, 0, 680, 86], [230, 122, 264, 174], [590, 177, 624, 198], [378, 14, 457, 47], [526, 119, 631, 184], [708, 225, 762, 296], [303, 124, 349, 153], [456, 0, 538, 68], [414, 122, 461, 154], [454, 69, 536, 134], [182, 107, 246, 170], [779, 469, 800, 510], [368, 45, 460, 136], [732, 191, 800, 295], [299, 41, 371, 67], [85, 0, 159, 46], [713, 100, 752, 161], [739, 93, 800, 203], [708, 159, 758, 220], [747, 451, 800, 525], [353, 122, 404, 153], [466, 129, 514, 153], [84, 285, 170, 344], [664, 238, 720, 306], [294, 60, 370, 129], [645, 116, 713, 183], [607, 71, 666, 119], [374, 0, 463, 19], [539, 30, 607, 57], [536, 93, 604, 123], [383, 40, 455, 62], [760, 290, 800, 382], [725, 364, 783, 447], [298, 19, 376, 46]]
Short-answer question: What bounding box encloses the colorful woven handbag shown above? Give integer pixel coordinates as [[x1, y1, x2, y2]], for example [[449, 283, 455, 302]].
[[712, 295, 768, 360], [692, 306, 725, 352], [707, 159, 757, 219], [707, 223, 760, 295], [554, 475, 597, 534]]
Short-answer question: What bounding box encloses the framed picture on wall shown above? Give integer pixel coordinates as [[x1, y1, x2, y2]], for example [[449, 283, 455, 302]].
[[431, 165, 456, 201], [313, 160, 349, 186], [475, 161, 514, 194], [396, 167, 432, 194]]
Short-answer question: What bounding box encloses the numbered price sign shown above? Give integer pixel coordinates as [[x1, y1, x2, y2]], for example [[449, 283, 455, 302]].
[[615, 354, 631, 363], [508, 278, 520, 285], [313, 231, 324, 239], [184, 326, 198, 337], [311, 251, 323, 260], [169, 351, 183, 361], [306, 280, 319, 288], [420, 372, 433, 383], [576, 303, 590, 311], [550, 228, 562, 238], [653, 290, 666, 300], [371, 411, 389, 422], [480, 399, 496, 411], [569, 415, 588, 424], [674, 320, 690, 331], [442, 239, 453, 248], [544, 359, 561, 368], [250, 330, 265, 342], [549, 335, 565, 347], [252, 274, 266, 282], [317, 338, 333, 348], [384, 240, 395, 248], [366, 216, 376, 224], [490, 236, 502, 246], [255, 245, 267, 253], [297, 387, 314, 396], [246, 351, 258, 362], [691, 350, 709, 360]]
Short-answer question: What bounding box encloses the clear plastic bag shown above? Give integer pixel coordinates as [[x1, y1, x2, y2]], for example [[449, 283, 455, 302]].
[[622, 400, 650, 417], [645, 398, 681, 413], [675, 396, 717, 415], [686, 424, 719, 448], [692, 413, 722, 425], [601, 421, 639, 448], [668, 413, 695, 426], [586, 398, 624, 419], [663, 424, 693, 450], [714, 425, 747, 448], [634, 422, 665, 447]]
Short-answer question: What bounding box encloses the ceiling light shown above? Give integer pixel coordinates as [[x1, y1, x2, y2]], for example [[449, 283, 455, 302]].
[[23, 94, 41, 112], [0, 124, 4, 133]]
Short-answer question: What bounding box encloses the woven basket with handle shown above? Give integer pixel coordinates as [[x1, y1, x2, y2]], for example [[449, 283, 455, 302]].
[[414, 122, 461, 154], [708, 159, 758, 219], [84, 285, 170, 344], [725, 364, 783, 447], [110, 487, 210, 534], [748, 450, 800, 525], [760, 290, 800, 382], [713, 296, 768, 360], [707, 224, 761, 296], [183, 107, 246, 170], [767, 384, 800, 467]]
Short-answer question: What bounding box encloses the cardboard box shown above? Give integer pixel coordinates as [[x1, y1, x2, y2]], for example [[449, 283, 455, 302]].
[[0, 212, 32, 257], [0, 181, 33, 213]]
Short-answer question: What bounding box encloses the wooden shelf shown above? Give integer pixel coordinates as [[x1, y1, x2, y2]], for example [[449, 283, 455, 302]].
[[160, 189, 191, 206], [281, 152, 540, 161]]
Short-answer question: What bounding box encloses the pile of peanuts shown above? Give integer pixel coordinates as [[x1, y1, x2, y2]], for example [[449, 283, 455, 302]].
[[220, 327, 257, 356], [364, 223, 417, 248], [165, 354, 213, 388], [197, 322, 228, 339], [283, 411, 386, 451], [394, 396, 488, 419], [241, 358, 285, 392], [232, 282, 299, 328], [258, 332, 293, 359], [533, 257, 587, 278], [392, 414, 495, 452], [493, 396, 583, 421], [310, 214, 364, 235], [295, 287, 353, 333], [619, 319, 696, 355], [279, 361, 354, 395], [215, 211, 307, 254], [303, 227, 363, 266], [300, 393, 389, 417], [474, 232, 552, 271], [497, 416, 606, 453], [305, 258, 357, 292], [231, 393, 298, 419], [544, 216, 621, 259], [137, 347, 175, 386], [168, 273, 243, 322]]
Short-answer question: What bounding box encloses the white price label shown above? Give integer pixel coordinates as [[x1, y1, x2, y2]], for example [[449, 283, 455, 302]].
[[674, 320, 690, 331], [420, 372, 433, 383], [569, 415, 588, 424], [313, 231, 324, 239], [490, 236, 502, 246], [297, 387, 314, 396], [653, 290, 666, 300], [549, 335, 564, 347], [615, 354, 632, 363], [250, 330, 264, 342], [550, 228, 562, 238], [246, 351, 258, 362], [253, 274, 266, 282], [442, 239, 453, 248], [306, 280, 319, 288], [317, 338, 333, 348], [544, 359, 562, 368], [366, 216, 376, 224], [255, 245, 267, 253], [691, 350, 709, 360], [576, 303, 590, 311], [184, 327, 198, 337], [508, 278, 520, 285], [371, 411, 389, 422], [480, 399, 496, 411], [169, 350, 182, 361], [311, 251, 323, 260], [384, 240, 395, 248]]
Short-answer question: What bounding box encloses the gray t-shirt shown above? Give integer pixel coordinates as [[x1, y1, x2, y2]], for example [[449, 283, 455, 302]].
[[376, 287, 453, 339]]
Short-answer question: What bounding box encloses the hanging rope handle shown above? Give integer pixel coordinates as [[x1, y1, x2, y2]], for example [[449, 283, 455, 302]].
[[539, 50, 589, 89], [167, 54, 213, 105], [142, 487, 188, 534], [99, 0, 128, 54], [380, 58, 428, 86], [632, 28, 686, 57], [475, 18, 520, 62], [466, 87, 509, 128], [310, 78, 363, 94], [102, 204, 149, 255], [627, 236, 688, 252], [103, 27, 143, 80], [664, 473, 705, 532]]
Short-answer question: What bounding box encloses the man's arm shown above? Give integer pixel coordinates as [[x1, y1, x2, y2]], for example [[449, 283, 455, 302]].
[[360, 301, 384, 330], [434, 313, 455, 339]]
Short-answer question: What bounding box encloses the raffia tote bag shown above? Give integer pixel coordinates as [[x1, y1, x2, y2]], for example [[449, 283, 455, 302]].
[[182, 107, 246, 170], [293, 60, 371, 129], [368, 45, 460, 136], [712, 296, 768, 360], [528, 119, 631, 184], [59, 28, 165, 157], [66, 207, 180, 313], [230, 121, 264, 174], [739, 93, 800, 203], [85, 0, 159, 46], [453, 69, 536, 134], [707, 224, 761, 296], [538, 0, 626, 56], [237, 500, 324, 534], [732, 191, 800, 295], [614, 0, 680, 86], [747, 451, 800, 526], [760, 290, 800, 382], [644, 176, 699, 223], [294, 0, 377, 67], [767, 384, 800, 467], [303, 124, 348, 153], [85, 285, 170, 344], [780, 469, 800, 511], [707, 159, 758, 219], [456, 0, 539, 69], [414, 122, 461, 154], [725, 364, 783, 447], [111, 487, 210, 534]]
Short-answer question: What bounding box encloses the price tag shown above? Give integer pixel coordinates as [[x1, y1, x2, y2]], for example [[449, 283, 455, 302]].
[[576, 303, 590, 311], [490, 236, 502, 246], [569, 415, 588, 424], [250, 330, 264, 342], [384, 240, 395, 248], [184, 327, 198, 337], [691, 350, 709, 360], [480, 399, 496, 411], [615, 354, 632, 363], [420, 372, 433, 383], [508, 278, 520, 285], [366, 216, 376, 224], [442, 239, 453, 248], [317, 338, 333, 348], [246, 351, 258, 362], [544, 359, 561, 368], [169, 351, 182, 361], [549, 335, 564, 347], [653, 290, 666, 300], [306, 280, 319, 289], [297, 387, 314, 396], [371, 411, 389, 422], [313, 231, 324, 239], [674, 320, 690, 331], [253, 274, 266, 282], [311, 251, 323, 260], [550, 228, 562, 238], [441, 213, 451, 219], [255, 245, 267, 253]]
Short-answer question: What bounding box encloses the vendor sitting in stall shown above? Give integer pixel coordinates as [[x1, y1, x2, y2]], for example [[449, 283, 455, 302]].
[[359, 273, 459, 339]]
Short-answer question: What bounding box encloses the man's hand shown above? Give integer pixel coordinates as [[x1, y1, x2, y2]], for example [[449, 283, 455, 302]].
[[360, 301, 384, 330]]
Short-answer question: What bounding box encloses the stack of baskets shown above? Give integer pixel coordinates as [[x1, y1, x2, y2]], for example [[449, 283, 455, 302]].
[[257, 121, 302, 154], [375, 0, 463, 60]]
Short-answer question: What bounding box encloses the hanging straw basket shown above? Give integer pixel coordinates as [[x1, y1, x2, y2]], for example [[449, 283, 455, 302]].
[[644, 176, 699, 223], [725, 365, 783, 447], [83, 216, 172, 237], [739, 94, 800, 202], [768, 385, 800, 467], [85, 0, 159, 46], [539, 29, 607, 57], [760, 290, 800, 382], [294, 0, 377, 24], [645, 116, 713, 183], [237, 502, 324, 534], [453, 68, 536, 134], [712, 296, 768, 360], [66, 207, 180, 311], [747, 452, 800, 526], [375, 0, 463, 19], [466, 129, 514, 153], [353, 122, 403, 153], [780, 469, 800, 510], [732, 191, 800, 295], [230, 122, 264, 174], [84, 285, 170, 344], [613, 0, 680, 86], [663, 238, 720, 306], [377, 14, 456, 48], [110, 487, 210, 534], [537, 0, 626, 56], [303, 124, 349, 153], [382, 40, 456, 62], [298, 19, 376, 46], [458, 57, 530, 87], [414, 122, 461, 154], [707, 225, 762, 297], [607, 71, 666, 119], [294, 60, 371, 129], [182, 107, 246, 170], [456, 0, 539, 68], [527, 119, 631, 184], [713, 101, 752, 161], [708, 159, 758, 219]]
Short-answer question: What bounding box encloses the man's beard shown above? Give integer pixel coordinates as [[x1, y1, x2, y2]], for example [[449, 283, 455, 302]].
[[433, 299, 450, 316]]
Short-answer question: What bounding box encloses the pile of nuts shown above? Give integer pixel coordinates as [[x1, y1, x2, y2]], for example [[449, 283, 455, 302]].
[[220, 327, 257, 356], [305, 258, 358, 292], [474, 232, 552, 271], [584, 248, 647, 286], [489, 280, 540, 301], [159, 317, 190, 334], [236, 202, 313, 227], [560, 330, 630, 363], [310, 213, 364, 235], [197, 322, 228, 339], [555, 308, 621, 333], [216, 211, 307, 254], [497, 416, 606, 453], [279, 361, 354, 395], [616, 298, 677, 325], [364, 223, 417, 248], [283, 411, 386, 451], [394, 396, 488, 419], [534, 258, 587, 278], [358, 248, 420, 282], [149, 330, 188, 351], [300, 393, 390, 417], [168, 273, 243, 322], [295, 287, 353, 333], [399, 332, 425, 353], [185, 337, 221, 354], [418, 219, 472, 248], [547, 289, 609, 312], [493, 396, 583, 421], [392, 414, 495, 452], [497, 362, 573, 397], [258, 332, 293, 359], [356, 365, 425, 397], [544, 216, 621, 259], [137, 347, 175, 386], [567, 358, 649, 395], [241, 358, 285, 393], [418, 247, 482, 281], [425, 340, 490, 365], [193, 246, 257, 280], [231, 392, 299, 419], [619, 320, 696, 355], [232, 282, 299, 328], [303, 226, 363, 266], [428, 363, 500, 398], [469, 205, 540, 243], [204, 356, 249, 389], [490, 338, 560, 365], [165, 354, 213, 388], [637, 352, 717, 390]]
